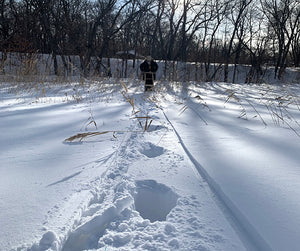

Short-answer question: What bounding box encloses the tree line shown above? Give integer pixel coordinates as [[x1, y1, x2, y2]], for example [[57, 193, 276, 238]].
[[0, 0, 299, 81]]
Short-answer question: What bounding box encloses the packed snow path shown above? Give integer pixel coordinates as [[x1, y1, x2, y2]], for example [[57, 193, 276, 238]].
[[1, 80, 300, 250]]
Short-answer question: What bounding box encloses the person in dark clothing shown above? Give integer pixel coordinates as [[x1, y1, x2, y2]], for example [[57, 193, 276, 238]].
[[140, 56, 158, 91]]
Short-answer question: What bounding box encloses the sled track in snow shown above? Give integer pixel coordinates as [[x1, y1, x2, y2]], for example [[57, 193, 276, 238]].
[[161, 108, 272, 251]]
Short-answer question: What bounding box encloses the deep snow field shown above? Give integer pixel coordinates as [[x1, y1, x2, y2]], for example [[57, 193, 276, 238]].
[[1, 79, 300, 251]]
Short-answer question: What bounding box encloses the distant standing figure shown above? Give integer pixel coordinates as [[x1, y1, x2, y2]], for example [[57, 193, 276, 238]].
[[140, 56, 158, 91]]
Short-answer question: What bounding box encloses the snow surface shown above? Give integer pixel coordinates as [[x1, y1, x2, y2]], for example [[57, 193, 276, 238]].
[[1, 79, 300, 251]]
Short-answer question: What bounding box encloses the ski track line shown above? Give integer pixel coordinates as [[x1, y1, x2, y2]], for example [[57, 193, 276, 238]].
[[161, 108, 272, 251]]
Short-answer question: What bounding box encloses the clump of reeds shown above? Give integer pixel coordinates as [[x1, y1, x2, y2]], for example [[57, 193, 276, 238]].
[[224, 89, 247, 119], [222, 84, 300, 137], [121, 82, 138, 114], [194, 95, 210, 111], [121, 81, 154, 131], [264, 91, 300, 137], [81, 109, 98, 130], [64, 82, 157, 142], [134, 114, 153, 131]]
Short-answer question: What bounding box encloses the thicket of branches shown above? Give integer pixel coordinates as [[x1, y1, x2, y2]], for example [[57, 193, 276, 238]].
[[0, 0, 299, 80]]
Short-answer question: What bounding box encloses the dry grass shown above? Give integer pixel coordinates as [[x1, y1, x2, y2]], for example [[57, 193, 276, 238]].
[[194, 95, 210, 111], [64, 82, 157, 142], [121, 82, 155, 132], [65, 131, 110, 142], [222, 84, 300, 137], [224, 89, 247, 120], [81, 109, 98, 130], [134, 115, 153, 131], [263, 92, 300, 137], [121, 81, 138, 114]]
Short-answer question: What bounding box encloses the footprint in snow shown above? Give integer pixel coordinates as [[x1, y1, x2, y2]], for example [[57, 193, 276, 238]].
[[139, 142, 165, 158], [134, 180, 178, 222]]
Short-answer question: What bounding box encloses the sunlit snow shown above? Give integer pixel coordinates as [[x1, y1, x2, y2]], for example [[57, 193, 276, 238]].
[[1, 79, 300, 250]]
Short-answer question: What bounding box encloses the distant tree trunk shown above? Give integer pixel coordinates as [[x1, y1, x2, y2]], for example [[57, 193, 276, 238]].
[[0, 50, 7, 74], [60, 55, 69, 76], [202, 0, 228, 81], [224, 0, 252, 82], [232, 42, 242, 83], [53, 53, 58, 75], [290, 23, 300, 67], [261, 0, 300, 79]]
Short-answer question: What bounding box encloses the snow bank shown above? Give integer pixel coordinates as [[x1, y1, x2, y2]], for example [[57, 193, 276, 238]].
[[1, 79, 299, 250], [1, 51, 300, 83]]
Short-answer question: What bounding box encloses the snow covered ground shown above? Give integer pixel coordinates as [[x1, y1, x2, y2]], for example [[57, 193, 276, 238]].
[[0, 79, 300, 251]]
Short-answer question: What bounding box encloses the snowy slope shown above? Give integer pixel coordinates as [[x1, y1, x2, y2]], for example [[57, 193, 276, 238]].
[[0, 80, 300, 250], [159, 82, 300, 250]]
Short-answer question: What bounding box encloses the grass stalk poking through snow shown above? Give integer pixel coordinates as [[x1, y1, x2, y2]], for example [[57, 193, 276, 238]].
[[64, 82, 158, 142]]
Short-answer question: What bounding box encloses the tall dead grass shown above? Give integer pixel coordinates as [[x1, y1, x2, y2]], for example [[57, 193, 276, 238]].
[[223, 84, 300, 137]]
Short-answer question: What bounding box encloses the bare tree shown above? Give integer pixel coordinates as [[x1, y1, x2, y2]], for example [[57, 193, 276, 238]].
[[0, 0, 10, 72], [79, 0, 151, 76], [236, 2, 270, 83], [199, 0, 229, 81], [223, 0, 253, 82], [0, 0, 10, 46], [261, 0, 300, 79], [1, 0, 299, 79], [290, 20, 300, 67]]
